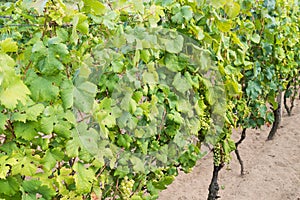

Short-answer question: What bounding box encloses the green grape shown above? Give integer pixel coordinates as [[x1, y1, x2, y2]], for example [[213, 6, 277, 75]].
[[120, 176, 135, 199], [213, 144, 221, 166]]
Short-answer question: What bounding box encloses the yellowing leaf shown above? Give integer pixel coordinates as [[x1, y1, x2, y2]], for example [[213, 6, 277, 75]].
[[224, 2, 240, 19], [208, 0, 227, 8], [216, 20, 232, 32], [0, 156, 10, 179], [0, 38, 18, 53], [0, 80, 30, 109], [73, 162, 95, 193], [83, 0, 106, 15]]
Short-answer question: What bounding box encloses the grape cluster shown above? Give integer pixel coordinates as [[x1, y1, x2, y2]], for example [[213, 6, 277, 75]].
[[213, 144, 221, 166], [120, 176, 135, 199]]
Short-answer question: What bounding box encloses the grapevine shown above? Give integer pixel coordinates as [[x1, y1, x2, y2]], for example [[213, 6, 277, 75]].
[[0, 0, 299, 200]]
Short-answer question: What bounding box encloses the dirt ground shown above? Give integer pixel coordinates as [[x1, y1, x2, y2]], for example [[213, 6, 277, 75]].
[[158, 99, 300, 200]]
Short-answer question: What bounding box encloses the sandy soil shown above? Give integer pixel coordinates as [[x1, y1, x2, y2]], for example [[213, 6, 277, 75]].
[[158, 100, 300, 200]]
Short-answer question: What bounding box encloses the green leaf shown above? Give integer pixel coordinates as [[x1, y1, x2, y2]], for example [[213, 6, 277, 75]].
[[133, 49, 140, 67], [130, 156, 145, 173], [172, 73, 192, 94], [0, 38, 18, 53], [42, 148, 64, 171], [61, 79, 74, 109], [117, 112, 138, 130], [14, 121, 38, 140], [56, 28, 69, 42], [66, 128, 82, 157], [28, 77, 59, 102], [37, 54, 64, 75], [0, 177, 20, 195], [66, 139, 79, 158], [165, 35, 184, 53], [140, 50, 151, 63], [24, 103, 45, 121], [22, 179, 56, 200], [22, 0, 49, 15], [73, 162, 95, 193], [76, 13, 89, 34], [53, 121, 72, 138], [164, 53, 184, 72], [263, 0, 276, 10], [31, 41, 47, 55], [75, 122, 99, 155], [73, 81, 97, 113], [251, 33, 261, 44], [181, 6, 193, 20], [152, 175, 174, 190], [132, 91, 143, 103], [0, 113, 7, 131], [225, 79, 241, 97], [142, 71, 158, 85], [70, 15, 79, 45], [40, 116, 55, 134], [246, 80, 262, 99]]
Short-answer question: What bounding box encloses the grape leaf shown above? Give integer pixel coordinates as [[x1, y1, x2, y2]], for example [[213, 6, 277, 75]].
[[224, 2, 240, 19], [60, 80, 74, 109], [0, 155, 10, 179], [83, 0, 106, 15], [181, 6, 193, 20], [42, 148, 64, 171], [73, 162, 95, 193], [13, 103, 45, 122], [208, 0, 227, 8], [0, 176, 20, 195], [0, 79, 30, 110], [251, 33, 261, 44], [73, 81, 97, 113], [11, 153, 37, 176], [22, 0, 49, 15], [130, 156, 145, 173], [14, 121, 38, 141], [22, 179, 56, 200], [0, 112, 7, 130], [172, 73, 192, 94], [165, 35, 184, 53], [0, 38, 18, 53], [39, 116, 55, 134], [28, 77, 59, 102]]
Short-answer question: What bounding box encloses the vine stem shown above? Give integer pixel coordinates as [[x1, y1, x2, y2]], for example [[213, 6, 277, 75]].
[[23, 60, 32, 80], [96, 164, 107, 179], [41, 9, 48, 39], [267, 91, 282, 140], [112, 178, 119, 200], [283, 81, 291, 116], [207, 164, 223, 200], [5, 120, 16, 138], [288, 77, 298, 115], [234, 128, 247, 175]]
